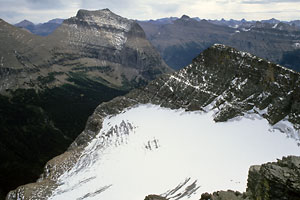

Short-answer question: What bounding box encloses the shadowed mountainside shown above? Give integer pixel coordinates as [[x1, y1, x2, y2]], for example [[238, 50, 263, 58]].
[[138, 16, 300, 71], [0, 9, 171, 198]]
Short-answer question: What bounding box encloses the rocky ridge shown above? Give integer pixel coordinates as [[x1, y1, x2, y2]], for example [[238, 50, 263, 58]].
[[6, 44, 300, 199]]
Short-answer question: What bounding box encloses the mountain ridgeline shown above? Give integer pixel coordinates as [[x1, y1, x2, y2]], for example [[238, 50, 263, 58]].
[[0, 9, 171, 198], [15, 16, 300, 72], [138, 15, 300, 71], [14, 19, 64, 36], [7, 44, 300, 200]]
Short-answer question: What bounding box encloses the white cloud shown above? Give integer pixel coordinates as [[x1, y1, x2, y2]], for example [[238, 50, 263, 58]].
[[0, 0, 300, 24], [241, 0, 300, 4]]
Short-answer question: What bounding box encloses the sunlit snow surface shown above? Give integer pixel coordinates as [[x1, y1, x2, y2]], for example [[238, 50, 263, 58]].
[[50, 104, 300, 200]]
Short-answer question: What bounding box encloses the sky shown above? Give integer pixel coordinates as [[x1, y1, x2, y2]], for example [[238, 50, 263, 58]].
[[1, 0, 300, 24]]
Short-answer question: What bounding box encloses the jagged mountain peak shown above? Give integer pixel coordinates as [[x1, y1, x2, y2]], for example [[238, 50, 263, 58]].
[[175, 14, 200, 25], [15, 19, 34, 27], [76, 8, 113, 18], [203, 44, 298, 76], [71, 8, 132, 31], [261, 17, 280, 24], [0, 18, 6, 24], [47, 18, 64, 24], [208, 43, 270, 62], [137, 44, 300, 130], [204, 43, 298, 74], [180, 14, 190, 20]]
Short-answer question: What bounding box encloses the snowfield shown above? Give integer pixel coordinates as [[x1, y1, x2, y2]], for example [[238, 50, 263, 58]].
[[49, 104, 300, 200]]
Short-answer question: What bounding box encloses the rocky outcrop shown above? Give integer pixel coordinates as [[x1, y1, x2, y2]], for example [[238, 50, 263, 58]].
[[6, 44, 300, 199], [199, 156, 300, 200], [200, 191, 245, 200], [247, 156, 300, 200], [144, 195, 168, 200]]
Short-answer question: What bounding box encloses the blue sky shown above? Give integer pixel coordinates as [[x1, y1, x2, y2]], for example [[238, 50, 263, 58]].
[[1, 0, 300, 24]]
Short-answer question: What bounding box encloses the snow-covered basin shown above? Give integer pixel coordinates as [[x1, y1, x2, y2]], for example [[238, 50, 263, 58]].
[[50, 104, 300, 200]]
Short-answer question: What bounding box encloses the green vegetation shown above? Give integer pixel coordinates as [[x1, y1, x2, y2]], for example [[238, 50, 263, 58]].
[[0, 75, 127, 197]]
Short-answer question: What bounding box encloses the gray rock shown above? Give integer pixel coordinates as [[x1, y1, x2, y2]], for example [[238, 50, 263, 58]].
[[247, 156, 300, 200], [199, 156, 300, 200], [200, 191, 246, 200]]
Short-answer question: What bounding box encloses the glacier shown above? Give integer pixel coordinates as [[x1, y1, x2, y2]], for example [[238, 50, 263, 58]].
[[49, 104, 300, 200]]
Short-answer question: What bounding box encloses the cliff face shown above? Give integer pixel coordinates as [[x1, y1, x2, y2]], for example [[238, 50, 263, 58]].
[[200, 156, 300, 200], [6, 45, 300, 199], [247, 156, 300, 200], [0, 9, 171, 197], [45, 9, 171, 89]]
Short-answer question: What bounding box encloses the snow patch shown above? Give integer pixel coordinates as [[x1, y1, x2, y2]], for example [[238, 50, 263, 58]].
[[49, 104, 300, 200], [293, 42, 300, 48], [242, 28, 251, 32], [169, 75, 216, 95]]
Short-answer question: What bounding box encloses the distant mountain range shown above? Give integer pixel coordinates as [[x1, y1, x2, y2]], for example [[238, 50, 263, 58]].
[[138, 15, 300, 71], [141, 17, 300, 30], [15, 18, 64, 36], [15, 17, 300, 36], [13, 16, 300, 72]]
